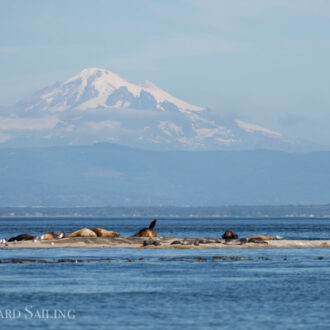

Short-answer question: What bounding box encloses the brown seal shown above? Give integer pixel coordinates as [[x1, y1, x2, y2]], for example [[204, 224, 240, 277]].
[[133, 219, 157, 237], [222, 230, 238, 240], [90, 228, 120, 238], [40, 232, 67, 240], [68, 228, 97, 238], [8, 234, 38, 242], [246, 235, 275, 241]]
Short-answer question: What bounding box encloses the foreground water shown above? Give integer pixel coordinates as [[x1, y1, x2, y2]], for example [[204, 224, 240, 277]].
[[0, 217, 330, 329]]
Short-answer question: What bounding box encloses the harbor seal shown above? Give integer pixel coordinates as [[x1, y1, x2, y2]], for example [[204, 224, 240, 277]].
[[68, 228, 97, 238], [133, 219, 157, 237], [90, 228, 120, 238], [8, 234, 38, 242], [222, 230, 238, 240]]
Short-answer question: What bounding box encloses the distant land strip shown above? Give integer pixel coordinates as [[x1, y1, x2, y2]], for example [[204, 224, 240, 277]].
[[1, 205, 330, 218]]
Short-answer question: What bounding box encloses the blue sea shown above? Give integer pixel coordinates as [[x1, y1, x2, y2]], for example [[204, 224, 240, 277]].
[[0, 217, 330, 329]]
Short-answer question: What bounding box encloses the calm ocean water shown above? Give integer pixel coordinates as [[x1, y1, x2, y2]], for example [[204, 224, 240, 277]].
[[0, 217, 330, 329]]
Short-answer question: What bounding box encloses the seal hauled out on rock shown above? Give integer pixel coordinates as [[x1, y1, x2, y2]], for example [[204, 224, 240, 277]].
[[41, 232, 66, 240], [68, 228, 97, 238], [133, 219, 157, 237], [246, 237, 268, 244], [222, 230, 238, 240], [90, 228, 120, 238], [246, 235, 275, 241], [8, 234, 38, 242]]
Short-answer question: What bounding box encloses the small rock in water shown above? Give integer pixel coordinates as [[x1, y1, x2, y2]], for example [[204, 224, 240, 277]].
[[317, 256, 323, 260], [194, 240, 200, 246], [258, 257, 272, 261]]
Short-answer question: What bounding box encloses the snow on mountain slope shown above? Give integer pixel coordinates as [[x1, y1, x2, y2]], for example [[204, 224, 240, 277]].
[[36, 68, 204, 113], [0, 67, 308, 151], [235, 120, 281, 137]]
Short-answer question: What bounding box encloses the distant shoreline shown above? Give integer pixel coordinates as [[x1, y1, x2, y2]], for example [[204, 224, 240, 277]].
[[1, 205, 330, 218]]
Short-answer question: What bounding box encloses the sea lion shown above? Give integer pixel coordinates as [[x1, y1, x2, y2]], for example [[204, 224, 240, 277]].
[[8, 234, 38, 242], [247, 237, 267, 244], [222, 230, 238, 240], [40, 232, 67, 240], [68, 228, 97, 238], [133, 219, 157, 237], [90, 228, 120, 238], [246, 235, 275, 241]]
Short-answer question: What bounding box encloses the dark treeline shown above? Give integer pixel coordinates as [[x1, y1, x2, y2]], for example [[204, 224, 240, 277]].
[[1, 205, 330, 218]]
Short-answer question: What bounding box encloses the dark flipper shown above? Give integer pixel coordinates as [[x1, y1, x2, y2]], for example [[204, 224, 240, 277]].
[[148, 219, 157, 230]]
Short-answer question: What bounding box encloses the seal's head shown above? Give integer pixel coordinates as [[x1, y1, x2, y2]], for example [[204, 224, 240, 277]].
[[222, 230, 238, 240]]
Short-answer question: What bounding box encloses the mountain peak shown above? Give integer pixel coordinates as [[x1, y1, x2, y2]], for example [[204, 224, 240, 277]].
[[1, 67, 308, 152], [30, 67, 205, 113]]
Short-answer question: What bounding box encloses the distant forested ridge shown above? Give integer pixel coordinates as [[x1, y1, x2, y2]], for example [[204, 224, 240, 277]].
[[1, 144, 330, 206]]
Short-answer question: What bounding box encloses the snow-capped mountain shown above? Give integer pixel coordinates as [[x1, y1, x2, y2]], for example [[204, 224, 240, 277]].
[[22, 68, 204, 113], [0, 68, 301, 150]]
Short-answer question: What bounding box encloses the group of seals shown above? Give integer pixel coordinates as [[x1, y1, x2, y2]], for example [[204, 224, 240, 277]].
[[221, 229, 283, 245], [6, 221, 282, 246], [7, 219, 158, 242], [41, 228, 120, 240], [67, 228, 120, 238]]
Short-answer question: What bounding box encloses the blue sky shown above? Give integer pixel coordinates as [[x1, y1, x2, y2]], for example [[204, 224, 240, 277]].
[[1, 0, 330, 144]]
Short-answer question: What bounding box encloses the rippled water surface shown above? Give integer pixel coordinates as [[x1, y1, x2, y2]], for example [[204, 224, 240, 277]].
[[0, 217, 330, 329]]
